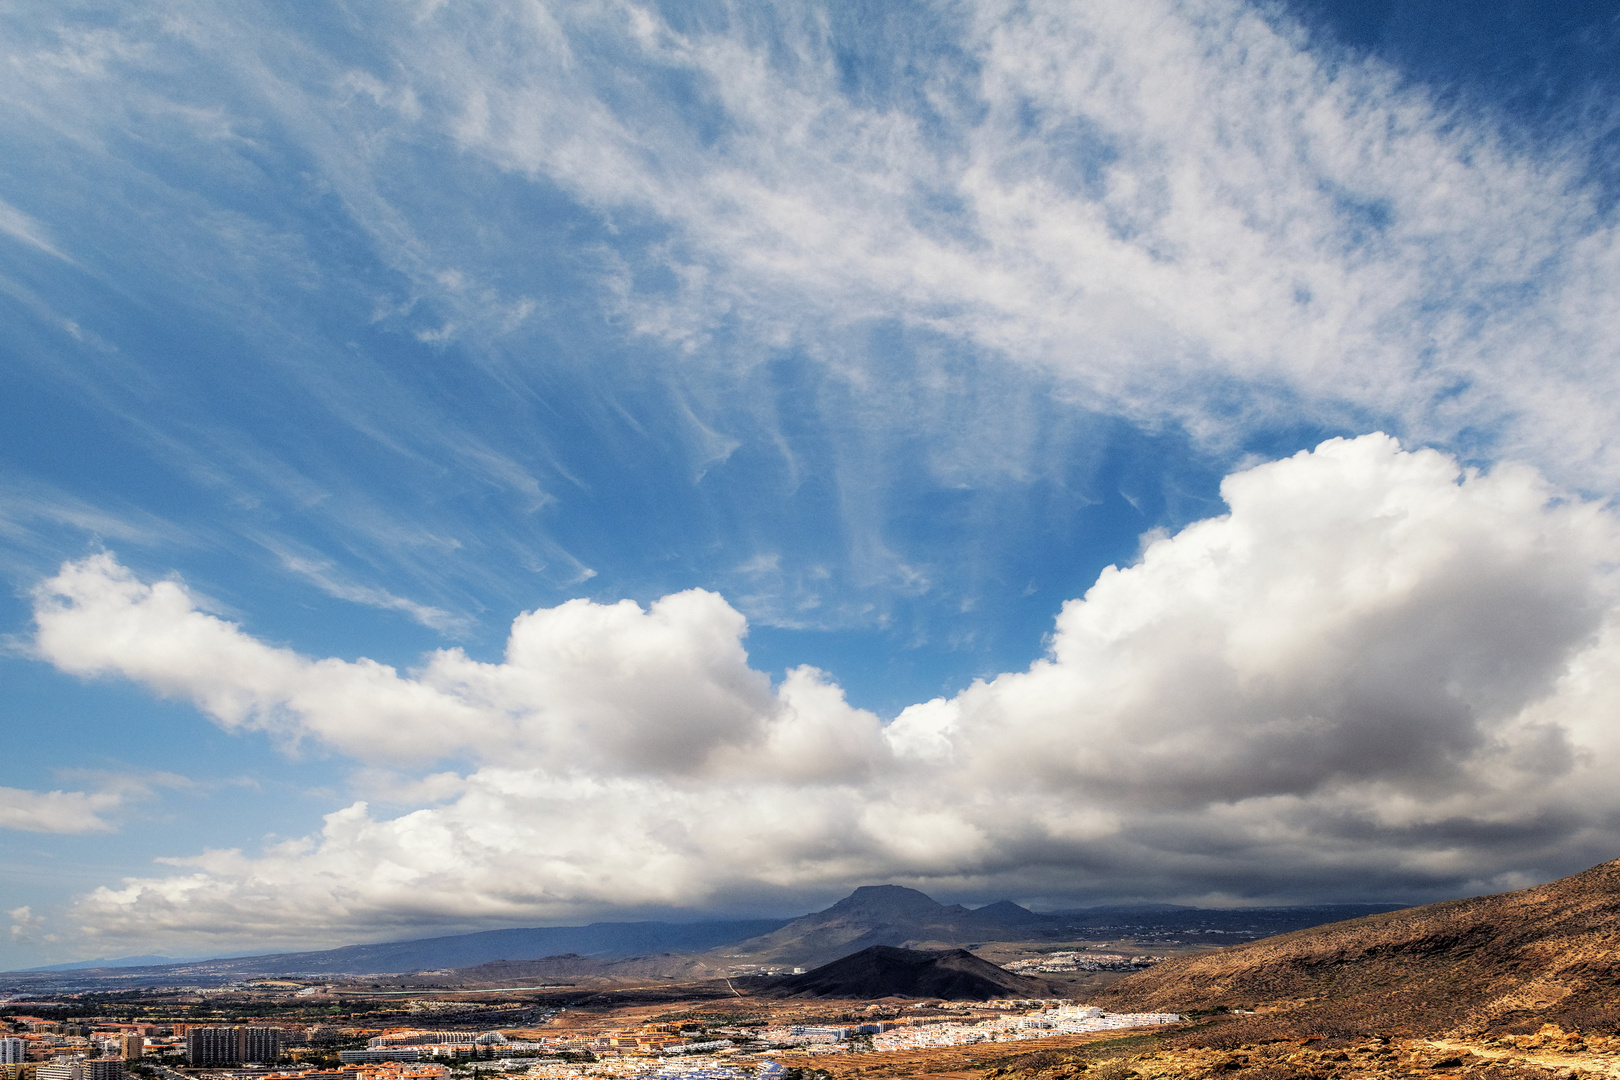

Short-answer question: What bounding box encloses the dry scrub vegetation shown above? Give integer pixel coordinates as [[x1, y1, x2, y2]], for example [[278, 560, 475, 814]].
[[984, 1014, 1620, 1080]]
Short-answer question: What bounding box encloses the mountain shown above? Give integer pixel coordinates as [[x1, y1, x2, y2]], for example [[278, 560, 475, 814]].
[[1095, 856, 1620, 1036], [972, 900, 1049, 925], [713, 886, 1055, 967], [0, 919, 790, 983], [764, 945, 1058, 1000], [0, 886, 1409, 989], [217, 919, 793, 974], [27, 955, 194, 971], [1050, 903, 1406, 935], [713, 887, 1403, 968], [382, 952, 731, 989]]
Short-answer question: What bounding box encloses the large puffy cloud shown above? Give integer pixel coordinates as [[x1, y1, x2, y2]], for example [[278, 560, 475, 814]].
[[34, 556, 886, 779], [38, 435, 1620, 949], [891, 437, 1612, 804]]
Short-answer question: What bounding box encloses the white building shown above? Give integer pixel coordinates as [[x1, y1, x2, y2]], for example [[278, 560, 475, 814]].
[[37, 1058, 124, 1080], [341, 1050, 422, 1064]]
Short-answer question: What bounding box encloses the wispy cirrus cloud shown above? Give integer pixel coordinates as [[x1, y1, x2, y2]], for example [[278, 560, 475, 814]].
[[377, 0, 1620, 478], [6, 0, 1620, 646], [0, 195, 74, 264]]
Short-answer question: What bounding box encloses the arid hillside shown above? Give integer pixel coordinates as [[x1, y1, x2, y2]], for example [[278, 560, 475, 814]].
[[1095, 857, 1620, 1037]]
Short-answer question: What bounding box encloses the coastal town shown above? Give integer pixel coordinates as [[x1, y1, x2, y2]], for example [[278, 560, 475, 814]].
[[0, 994, 1182, 1080]]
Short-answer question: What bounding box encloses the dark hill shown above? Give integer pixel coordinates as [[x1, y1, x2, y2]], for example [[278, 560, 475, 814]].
[[972, 900, 1046, 924], [1096, 856, 1620, 1037], [764, 945, 1058, 1000]]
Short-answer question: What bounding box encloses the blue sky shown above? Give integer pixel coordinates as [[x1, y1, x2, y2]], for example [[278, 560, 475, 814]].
[[5, 0, 1620, 968]]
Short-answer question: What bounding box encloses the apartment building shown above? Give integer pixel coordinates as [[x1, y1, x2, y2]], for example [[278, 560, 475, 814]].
[[186, 1027, 284, 1066], [35, 1058, 124, 1080]]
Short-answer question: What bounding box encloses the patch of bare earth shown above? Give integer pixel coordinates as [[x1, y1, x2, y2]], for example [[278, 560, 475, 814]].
[[985, 1025, 1620, 1080], [772, 1030, 1140, 1080]]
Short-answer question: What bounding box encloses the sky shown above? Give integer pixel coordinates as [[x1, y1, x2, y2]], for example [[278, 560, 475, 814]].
[[4, 0, 1620, 969]]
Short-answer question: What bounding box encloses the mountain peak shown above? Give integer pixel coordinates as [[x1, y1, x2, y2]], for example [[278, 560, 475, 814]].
[[824, 884, 946, 918], [973, 899, 1043, 923]]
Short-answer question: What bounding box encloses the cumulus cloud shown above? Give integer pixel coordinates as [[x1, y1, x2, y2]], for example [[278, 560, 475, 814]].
[[41, 436, 1620, 949], [33, 554, 885, 776], [8, 905, 51, 944]]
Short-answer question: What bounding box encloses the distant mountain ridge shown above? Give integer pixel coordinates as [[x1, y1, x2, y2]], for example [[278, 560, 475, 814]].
[[711, 885, 1406, 968], [713, 885, 1052, 967], [27, 955, 193, 972], [385, 951, 732, 989], [0, 886, 1409, 986], [229, 919, 794, 974], [2, 919, 791, 984]]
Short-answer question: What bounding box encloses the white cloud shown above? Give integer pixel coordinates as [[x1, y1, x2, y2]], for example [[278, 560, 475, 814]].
[[19, 1, 1613, 467], [9, 905, 49, 943], [33, 553, 885, 776], [0, 195, 74, 263], [268, 544, 470, 635], [366, 0, 1620, 485], [8, 0, 1620, 641], [0, 786, 125, 834], [43, 436, 1620, 949]]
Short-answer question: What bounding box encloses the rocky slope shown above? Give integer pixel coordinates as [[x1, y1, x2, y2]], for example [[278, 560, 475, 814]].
[[1096, 857, 1620, 1036]]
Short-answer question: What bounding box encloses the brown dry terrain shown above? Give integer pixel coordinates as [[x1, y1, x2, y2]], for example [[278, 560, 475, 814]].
[[976, 1020, 1620, 1080], [774, 1029, 1157, 1080], [1092, 858, 1620, 1038], [977, 858, 1620, 1080]]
